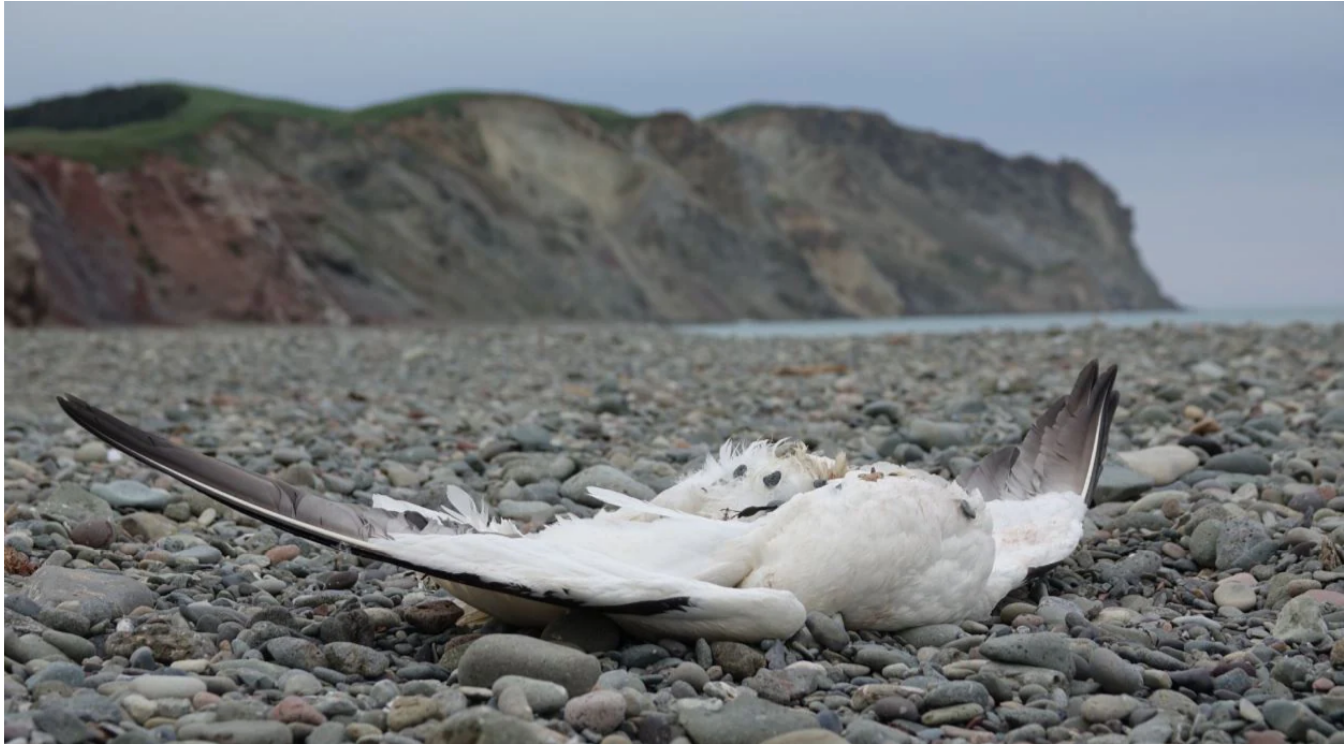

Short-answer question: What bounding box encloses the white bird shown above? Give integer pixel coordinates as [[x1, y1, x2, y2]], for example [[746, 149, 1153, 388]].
[[56, 360, 1117, 643]]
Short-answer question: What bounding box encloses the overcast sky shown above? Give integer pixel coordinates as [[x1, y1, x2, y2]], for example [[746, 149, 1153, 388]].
[[6, 2, 1342, 309]]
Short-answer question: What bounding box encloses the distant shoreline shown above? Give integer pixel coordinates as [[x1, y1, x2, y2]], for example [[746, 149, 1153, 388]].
[[680, 305, 1344, 339], [7, 306, 1342, 342]]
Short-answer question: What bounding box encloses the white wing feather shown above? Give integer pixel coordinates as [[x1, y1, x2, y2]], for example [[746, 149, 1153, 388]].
[[372, 488, 523, 537]]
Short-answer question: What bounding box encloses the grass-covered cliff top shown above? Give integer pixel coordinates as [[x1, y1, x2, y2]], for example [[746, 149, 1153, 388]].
[[3, 83, 648, 169]]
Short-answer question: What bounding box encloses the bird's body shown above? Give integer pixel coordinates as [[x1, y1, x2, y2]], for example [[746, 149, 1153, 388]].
[[55, 361, 1117, 643], [735, 463, 999, 630]]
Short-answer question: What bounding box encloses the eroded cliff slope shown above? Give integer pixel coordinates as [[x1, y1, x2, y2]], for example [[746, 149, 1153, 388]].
[[4, 86, 1175, 326]]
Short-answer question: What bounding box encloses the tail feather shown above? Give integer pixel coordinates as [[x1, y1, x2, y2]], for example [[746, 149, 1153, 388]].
[[957, 360, 1119, 506]]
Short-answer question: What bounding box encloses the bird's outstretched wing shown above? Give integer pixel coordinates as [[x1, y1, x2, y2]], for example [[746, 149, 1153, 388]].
[[957, 359, 1119, 506], [55, 395, 806, 640]]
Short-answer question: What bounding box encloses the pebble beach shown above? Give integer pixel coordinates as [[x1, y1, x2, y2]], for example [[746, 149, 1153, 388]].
[[6, 320, 1344, 744]]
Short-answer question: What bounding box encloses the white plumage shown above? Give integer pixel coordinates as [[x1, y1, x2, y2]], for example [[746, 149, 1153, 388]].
[[56, 360, 1118, 643]]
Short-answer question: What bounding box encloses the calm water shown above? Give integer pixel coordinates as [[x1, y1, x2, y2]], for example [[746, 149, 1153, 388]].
[[681, 306, 1344, 339]]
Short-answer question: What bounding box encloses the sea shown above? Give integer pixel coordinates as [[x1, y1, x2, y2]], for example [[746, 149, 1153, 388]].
[[680, 305, 1344, 339]]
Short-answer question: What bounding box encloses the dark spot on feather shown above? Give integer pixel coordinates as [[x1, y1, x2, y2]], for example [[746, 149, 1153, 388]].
[[403, 512, 429, 530], [812, 479, 827, 489], [763, 470, 782, 488], [737, 501, 784, 519], [960, 500, 976, 519], [733, 464, 748, 479]]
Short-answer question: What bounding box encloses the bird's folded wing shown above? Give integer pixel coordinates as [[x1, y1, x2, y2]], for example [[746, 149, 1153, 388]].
[[56, 394, 804, 631], [958, 360, 1119, 505]]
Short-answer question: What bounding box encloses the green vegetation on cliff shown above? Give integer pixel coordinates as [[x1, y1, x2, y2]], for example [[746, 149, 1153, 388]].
[[5, 83, 646, 169]]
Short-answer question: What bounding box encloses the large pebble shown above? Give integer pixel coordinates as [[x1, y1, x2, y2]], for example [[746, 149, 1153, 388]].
[[1214, 581, 1257, 611], [177, 721, 293, 744], [1273, 595, 1327, 643], [680, 697, 818, 744], [24, 566, 155, 624], [129, 675, 207, 699], [1089, 647, 1144, 694], [456, 634, 600, 697], [977, 632, 1073, 675], [1205, 451, 1272, 475], [492, 675, 570, 715], [561, 465, 657, 506], [39, 484, 114, 522], [91, 480, 170, 510], [1116, 446, 1199, 484], [322, 642, 389, 677], [563, 690, 627, 734]]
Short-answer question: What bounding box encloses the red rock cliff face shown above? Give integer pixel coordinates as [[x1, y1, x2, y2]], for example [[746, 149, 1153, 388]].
[[5, 99, 1175, 327], [4, 153, 420, 327]]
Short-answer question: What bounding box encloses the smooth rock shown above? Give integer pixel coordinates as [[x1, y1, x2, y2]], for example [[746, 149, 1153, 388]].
[[492, 675, 570, 716], [1116, 447, 1199, 484], [1081, 694, 1141, 723], [39, 484, 114, 522], [804, 612, 849, 652], [1214, 581, 1258, 611], [904, 419, 972, 450], [1088, 647, 1145, 694], [680, 697, 818, 744], [564, 690, 627, 735], [1094, 464, 1155, 504], [1216, 519, 1276, 571], [1273, 595, 1328, 643], [266, 637, 325, 671], [322, 642, 389, 678], [456, 634, 601, 698], [129, 675, 207, 699], [712, 642, 767, 681], [91, 480, 170, 510], [23, 566, 155, 624], [977, 633, 1073, 676], [561, 466, 657, 506], [176, 721, 293, 744], [1205, 451, 1272, 476]]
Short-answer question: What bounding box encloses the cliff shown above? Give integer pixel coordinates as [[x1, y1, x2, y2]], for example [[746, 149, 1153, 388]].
[[4, 84, 1176, 326]]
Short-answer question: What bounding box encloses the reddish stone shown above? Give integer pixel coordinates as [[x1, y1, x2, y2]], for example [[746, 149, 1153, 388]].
[[265, 545, 301, 564], [192, 691, 221, 709], [402, 600, 464, 634], [270, 696, 326, 726], [1305, 589, 1344, 607]]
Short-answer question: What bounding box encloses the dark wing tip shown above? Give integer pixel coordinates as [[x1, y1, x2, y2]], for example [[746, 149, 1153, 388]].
[[57, 394, 102, 427], [57, 393, 169, 455], [1066, 359, 1101, 413]]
